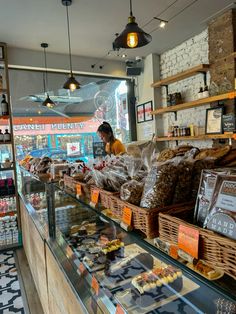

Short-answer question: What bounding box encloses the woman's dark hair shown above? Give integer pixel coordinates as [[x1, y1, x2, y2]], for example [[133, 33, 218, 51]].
[[97, 121, 115, 142]]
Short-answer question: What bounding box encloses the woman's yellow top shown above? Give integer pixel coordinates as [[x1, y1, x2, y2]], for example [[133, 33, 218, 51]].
[[105, 139, 126, 155]]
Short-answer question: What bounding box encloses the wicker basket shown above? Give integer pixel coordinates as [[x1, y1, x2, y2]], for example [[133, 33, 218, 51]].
[[114, 197, 193, 239], [63, 174, 90, 200], [158, 206, 236, 279], [90, 186, 119, 210]]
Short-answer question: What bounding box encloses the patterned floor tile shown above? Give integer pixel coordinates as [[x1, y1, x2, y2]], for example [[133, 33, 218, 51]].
[[0, 251, 25, 313]]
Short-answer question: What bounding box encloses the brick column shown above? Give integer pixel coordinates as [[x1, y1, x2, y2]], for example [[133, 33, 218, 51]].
[[208, 9, 236, 114]]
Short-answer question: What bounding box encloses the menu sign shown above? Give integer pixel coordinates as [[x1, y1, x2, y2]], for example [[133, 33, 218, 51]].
[[223, 114, 236, 133], [93, 142, 106, 158]]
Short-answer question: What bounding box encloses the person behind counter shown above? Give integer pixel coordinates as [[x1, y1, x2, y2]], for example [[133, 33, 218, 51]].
[[97, 122, 126, 155]]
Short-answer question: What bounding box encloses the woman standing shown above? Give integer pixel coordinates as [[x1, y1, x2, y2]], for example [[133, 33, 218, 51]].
[[97, 122, 126, 155]]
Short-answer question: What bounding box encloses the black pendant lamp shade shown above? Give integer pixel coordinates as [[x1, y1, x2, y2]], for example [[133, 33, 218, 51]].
[[113, 0, 152, 49], [41, 43, 56, 108], [62, 0, 80, 91], [42, 94, 55, 108]]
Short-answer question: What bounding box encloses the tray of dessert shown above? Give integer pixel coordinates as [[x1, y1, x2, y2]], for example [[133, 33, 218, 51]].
[[187, 260, 224, 281]]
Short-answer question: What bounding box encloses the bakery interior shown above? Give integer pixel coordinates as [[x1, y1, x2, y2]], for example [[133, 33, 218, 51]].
[[0, 0, 236, 313]]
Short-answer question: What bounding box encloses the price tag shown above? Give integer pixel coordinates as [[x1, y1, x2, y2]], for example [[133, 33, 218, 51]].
[[79, 263, 86, 275], [116, 304, 125, 314], [178, 225, 199, 259], [76, 184, 82, 197], [169, 244, 179, 259], [91, 275, 99, 296], [91, 189, 99, 205], [122, 207, 132, 226]]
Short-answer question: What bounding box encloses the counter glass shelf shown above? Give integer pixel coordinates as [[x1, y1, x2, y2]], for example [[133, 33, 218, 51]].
[[18, 167, 236, 314]]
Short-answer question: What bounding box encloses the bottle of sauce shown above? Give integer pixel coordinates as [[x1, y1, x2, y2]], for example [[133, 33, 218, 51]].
[[1, 94, 9, 116], [0, 129, 3, 142], [3, 129, 11, 142]]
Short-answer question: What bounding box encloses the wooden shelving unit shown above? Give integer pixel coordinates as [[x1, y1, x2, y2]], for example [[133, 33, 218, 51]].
[[0, 141, 12, 145], [151, 64, 209, 88], [151, 92, 236, 115], [155, 134, 236, 142]]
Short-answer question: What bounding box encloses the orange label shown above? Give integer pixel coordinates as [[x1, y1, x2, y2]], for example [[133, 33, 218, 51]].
[[116, 304, 125, 314], [178, 225, 199, 259], [91, 275, 99, 296], [122, 207, 132, 226], [79, 263, 86, 274], [76, 184, 82, 196], [91, 189, 99, 205], [228, 91, 236, 99], [169, 244, 179, 259]]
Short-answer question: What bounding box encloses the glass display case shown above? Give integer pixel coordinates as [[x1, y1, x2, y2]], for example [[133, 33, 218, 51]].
[[18, 167, 236, 314]]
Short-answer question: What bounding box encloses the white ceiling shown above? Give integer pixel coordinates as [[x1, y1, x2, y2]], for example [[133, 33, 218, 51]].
[[0, 0, 235, 62]]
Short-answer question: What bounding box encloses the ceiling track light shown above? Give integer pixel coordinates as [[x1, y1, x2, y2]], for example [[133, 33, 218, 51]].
[[113, 0, 152, 49], [41, 43, 56, 109], [153, 17, 168, 28], [62, 0, 80, 91]]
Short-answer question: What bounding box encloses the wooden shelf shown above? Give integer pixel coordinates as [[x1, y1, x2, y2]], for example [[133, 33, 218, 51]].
[[0, 141, 12, 145], [151, 92, 236, 115], [0, 243, 19, 252], [0, 166, 14, 172], [0, 193, 16, 199], [0, 88, 7, 93], [155, 134, 236, 142], [151, 64, 209, 88], [0, 115, 10, 120]]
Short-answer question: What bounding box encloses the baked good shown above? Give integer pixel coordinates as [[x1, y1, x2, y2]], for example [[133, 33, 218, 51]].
[[217, 148, 236, 166], [101, 239, 124, 254], [131, 265, 182, 294], [173, 145, 193, 156], [195, 146, 231, 161], [157, 149, 176, 162]]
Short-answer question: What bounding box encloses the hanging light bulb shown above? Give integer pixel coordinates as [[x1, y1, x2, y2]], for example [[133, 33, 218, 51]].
[[113, 0, 152, 49], [62, 0, 80, 91], [154, 17, 168, 29], [41, 43, 56, 109]]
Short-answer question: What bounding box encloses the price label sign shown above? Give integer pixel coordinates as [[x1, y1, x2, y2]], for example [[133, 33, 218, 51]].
[[91, 189, 99, 206], [76, 184, 82, 197], [91, 275, 99, 296], [116, 304, 125, 314], [228, 91, 236, 99], [169, 244, 179, 259], [79, 263, 86, 275], [178, 225, 199, 259], [122, 207, 132, 226]]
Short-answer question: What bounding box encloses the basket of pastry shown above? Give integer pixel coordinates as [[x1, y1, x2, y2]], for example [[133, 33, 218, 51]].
[[64, 174, 91, 200], [158, 171, 236, 279], [131, 265, 183, 295], [90, 185, 119, 212]]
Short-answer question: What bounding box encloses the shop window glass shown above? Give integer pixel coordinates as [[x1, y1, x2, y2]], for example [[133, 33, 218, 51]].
[[6, 69, 132, 161]]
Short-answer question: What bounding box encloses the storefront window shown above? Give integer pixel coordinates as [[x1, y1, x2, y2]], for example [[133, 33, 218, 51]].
[[7, 69, 132, 160]]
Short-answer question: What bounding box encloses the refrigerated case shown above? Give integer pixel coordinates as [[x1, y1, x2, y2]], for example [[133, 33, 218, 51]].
[[18, 167, 236, 314]]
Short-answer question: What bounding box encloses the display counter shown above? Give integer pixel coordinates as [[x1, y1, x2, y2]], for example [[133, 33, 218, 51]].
[[18, 167, 236, 314]]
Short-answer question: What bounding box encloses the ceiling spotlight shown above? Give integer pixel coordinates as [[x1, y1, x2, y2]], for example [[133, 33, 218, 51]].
[[38, 110, 42, 114], [154, 17, 168, 29], [41, 43, 56, 109], [122, 54, 127, 58], [62, 0, 80, 91], [113, 0, 152, 49]]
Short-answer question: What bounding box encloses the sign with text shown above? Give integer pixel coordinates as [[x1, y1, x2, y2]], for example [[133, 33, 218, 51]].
[[76, 184, 82, 197], [122, 207, 132, 226], [223, 114, 236, 133], [178, 225, 199, 259], [91, 189, 100, 206], [93, 142, 106, 158], [91, 276, 99, 296]]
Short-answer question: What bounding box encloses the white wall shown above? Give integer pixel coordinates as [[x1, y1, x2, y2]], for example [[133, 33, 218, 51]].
[[160, 29, 212, 148], [8, 47, 126, 77]]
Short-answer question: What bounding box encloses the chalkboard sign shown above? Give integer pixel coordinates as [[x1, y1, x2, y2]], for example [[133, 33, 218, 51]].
[[223, 114, 236, 132], [93, 142, 106, 158]]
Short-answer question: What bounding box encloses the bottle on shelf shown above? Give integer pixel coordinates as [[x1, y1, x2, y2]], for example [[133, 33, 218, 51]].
[[3, 129, 11, 142], [1, 94, 9, 116], [0, 129, 3, 142]]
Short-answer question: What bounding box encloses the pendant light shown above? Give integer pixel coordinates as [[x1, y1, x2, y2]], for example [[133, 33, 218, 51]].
[[62, 0, 80, 91], [41, 43, 56, 109], [113, 0, 152, 49]]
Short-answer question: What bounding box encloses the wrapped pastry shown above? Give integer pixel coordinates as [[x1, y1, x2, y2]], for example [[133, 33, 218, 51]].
[[204, 174, 236, 240], [140, 160, 178, 209], [120, 180, 144, 205]]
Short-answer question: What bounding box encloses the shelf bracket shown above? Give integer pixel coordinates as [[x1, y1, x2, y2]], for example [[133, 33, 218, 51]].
[[199, 71, 207, 86], [163, 84, 169, 96], [175, 140, 179, 146]]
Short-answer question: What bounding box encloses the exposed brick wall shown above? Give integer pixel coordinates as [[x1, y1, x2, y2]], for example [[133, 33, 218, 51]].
[[160, 29, 211, 148]]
